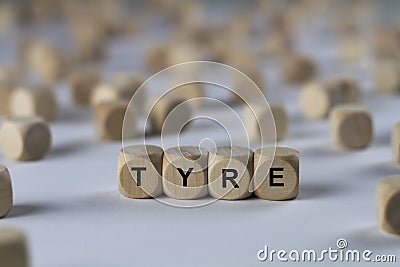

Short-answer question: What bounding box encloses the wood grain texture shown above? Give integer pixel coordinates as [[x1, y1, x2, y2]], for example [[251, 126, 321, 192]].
[[391, 123, 400, 164], [0, 227, 29, 267], [300, 78, 360, 119], [69, 70, 100, 106], [0, 165, 12, 218], [376, 176, 400, 235], [9, 86, 58, 121], [330, 105, 373, 150], [118, 145, 163, 199], [162, 146, 208, 199], [254, 147, 299, 200], [282, 54, 316, 84], [93, 100, 136, 141], [208, 146, 253, 200], [0, 116, 51, 161], [244, 103, 287, 143]]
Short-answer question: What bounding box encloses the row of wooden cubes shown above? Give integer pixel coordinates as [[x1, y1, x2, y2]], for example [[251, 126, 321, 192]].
[[118, 145, 299, 201]]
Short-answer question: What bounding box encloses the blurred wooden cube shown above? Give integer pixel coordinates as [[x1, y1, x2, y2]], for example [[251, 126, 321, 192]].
[[0, 227, 29, 267], [93, 101, 136, 141], [376, 176, 400, 235], [9, 86, 58, 121], [300, 78, 360, 119], [0, 165, 12, 218], [373, 60, 400, 94], [330, 105, 373, 150], [282, 54, 316, 84], [69, 70, 100, 106], [0, 116, 51, 161]]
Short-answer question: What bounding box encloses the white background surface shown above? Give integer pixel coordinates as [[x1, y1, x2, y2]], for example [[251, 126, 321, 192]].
[[1, 3, 400, 266]]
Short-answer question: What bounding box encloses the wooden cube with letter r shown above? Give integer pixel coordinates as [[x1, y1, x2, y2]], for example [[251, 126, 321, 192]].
[[208, 146, 253, 200], [253, 147, 299, 200]]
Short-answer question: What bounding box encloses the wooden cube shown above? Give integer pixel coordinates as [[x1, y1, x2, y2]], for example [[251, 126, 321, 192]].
[[91, 78, 142, 107], [146, 45, 169, 72], [0, 66, 16, 115], [330, 105, 373, 150], [9, 86, 58, 121], [373, 60, 400, 93], [69, 70, 100, 106], [148, 96, 192, 134], [93, 101, 137, 141], [169, 83, 204, 108], [0, 228, 29, 267], [0, 82, 12, 115], [231, 67, 265, 105], [391, 123, 400, 164], [0, 116, 51, 161], [339, 36, 367, 64], [253, 147, 299, 200], [162, 146, 208, 199], [376, 176, 400, 235], [27, 41, 65, 82], [300, 78, 360, 119], [282, 54, 316, 84], [0, 165, 12, 218], [244, 103, 287, 143], [113, 74, 145, 112], [208, 146, 253, 200], [118, 145, 163, 199]]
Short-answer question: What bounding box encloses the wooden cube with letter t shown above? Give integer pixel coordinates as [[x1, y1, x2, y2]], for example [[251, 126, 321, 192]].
[[117, 145, 163, 199], [253, 147, 299, 200]]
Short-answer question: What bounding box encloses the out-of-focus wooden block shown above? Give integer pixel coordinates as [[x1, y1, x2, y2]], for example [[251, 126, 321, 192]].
[[93, 101, 136, 141], [391, 123, 400, 164], [113, 73, 145, 112], [253, 147, 299, 200], [148, 96, 192, 134], [0, 116, 51, 161], [373, 60, 400, 93], [339, 36, 368, 64], [208, 146, 253, 200], [9, 86, 58, 121], [265, 31, 292, 57], [162, 146, 208, 199], [0, 227, 29, 267], [0, 84, 12, 115], [91, 76, 143, 108], [27, 41, 65, 82], [376, 176, 400, 235], [69, 70, 100, 106], [330, 105, 373, 150], [146, 45, 169, 72], [300, 78, 360, 119], [244, 103, 287, 143], [169, 83, 204, 108], [0, 165, 12, 218], [117, 145, 163, 199], [282, 54, 316, 84], [231, 67, 265, 105], [373, 27, 400, 59]]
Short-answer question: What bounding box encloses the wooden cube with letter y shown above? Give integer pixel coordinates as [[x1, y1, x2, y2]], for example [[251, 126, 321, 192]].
[[253, 147, 299, 200]]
